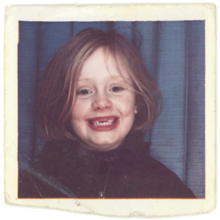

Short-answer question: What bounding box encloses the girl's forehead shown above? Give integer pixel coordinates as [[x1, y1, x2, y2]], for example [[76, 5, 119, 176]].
[[79, 47, 132, 82]]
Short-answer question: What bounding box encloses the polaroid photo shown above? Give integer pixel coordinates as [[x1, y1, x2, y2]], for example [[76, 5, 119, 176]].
[[4, 4, 216, 217]]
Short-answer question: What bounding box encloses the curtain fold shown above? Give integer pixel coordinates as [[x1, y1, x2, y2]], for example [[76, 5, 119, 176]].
[[186, 21, 205, 198], [18, 21, 205, 198], [151, 21, 188, 182]]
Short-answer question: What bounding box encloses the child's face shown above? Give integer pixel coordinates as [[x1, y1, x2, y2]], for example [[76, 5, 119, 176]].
[[71, 47, 137, 151]]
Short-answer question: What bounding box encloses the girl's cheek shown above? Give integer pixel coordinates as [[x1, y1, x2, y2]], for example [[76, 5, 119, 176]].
[[122, 92, 135, 103], [116, 97, 136, 113], [73, 100, 83, 111], [72, 99, 82, 115], [73, 98, 91, 115]]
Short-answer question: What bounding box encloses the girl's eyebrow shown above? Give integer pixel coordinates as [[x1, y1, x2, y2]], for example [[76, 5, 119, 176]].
[[78, 75, 131, 83], [110, 75, 131, 81], [109, 75, 133, 85], [77, 78, 92, 82]]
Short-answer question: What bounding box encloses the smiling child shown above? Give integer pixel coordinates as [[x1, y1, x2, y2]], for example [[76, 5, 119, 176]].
[[71, 47, 137, 152], [19, 28, 195, 198]]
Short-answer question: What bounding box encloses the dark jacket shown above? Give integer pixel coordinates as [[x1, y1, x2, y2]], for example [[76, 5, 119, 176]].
[[18, 139, 196, 199]]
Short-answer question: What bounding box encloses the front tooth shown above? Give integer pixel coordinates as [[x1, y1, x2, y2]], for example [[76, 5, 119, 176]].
[[94, 122, 98, 126]]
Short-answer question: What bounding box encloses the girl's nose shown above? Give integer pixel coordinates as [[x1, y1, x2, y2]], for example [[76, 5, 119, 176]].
[[92, 93, 112, 111]]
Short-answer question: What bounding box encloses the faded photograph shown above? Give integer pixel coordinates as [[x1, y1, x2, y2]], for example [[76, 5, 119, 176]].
[[18, 21, 205, 199]]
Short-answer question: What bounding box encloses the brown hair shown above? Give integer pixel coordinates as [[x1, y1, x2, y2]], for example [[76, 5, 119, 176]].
[[37, 28, 162, 140]]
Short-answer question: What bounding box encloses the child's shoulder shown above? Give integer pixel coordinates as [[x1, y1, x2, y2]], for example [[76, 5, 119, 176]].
[[36, 140, 78, 160], [133, 155, 196, 198]]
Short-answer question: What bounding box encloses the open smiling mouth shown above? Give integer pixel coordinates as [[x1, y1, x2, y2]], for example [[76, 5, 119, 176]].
[[86, 116, 119, 131]]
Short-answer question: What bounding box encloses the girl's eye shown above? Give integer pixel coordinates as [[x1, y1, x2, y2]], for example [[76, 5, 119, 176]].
[[110, 86, 124, 92], [77, 89, 92, 95]]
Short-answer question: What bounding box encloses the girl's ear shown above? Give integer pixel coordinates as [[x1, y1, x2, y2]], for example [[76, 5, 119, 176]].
[[134, 106, 138, 114]]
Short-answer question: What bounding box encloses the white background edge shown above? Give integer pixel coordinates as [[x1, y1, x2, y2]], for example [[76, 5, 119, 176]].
[[1, 0, 218, 219]]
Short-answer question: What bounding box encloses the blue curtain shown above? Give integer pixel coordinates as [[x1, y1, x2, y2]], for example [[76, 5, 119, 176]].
[[18, 21, 205, 198]]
